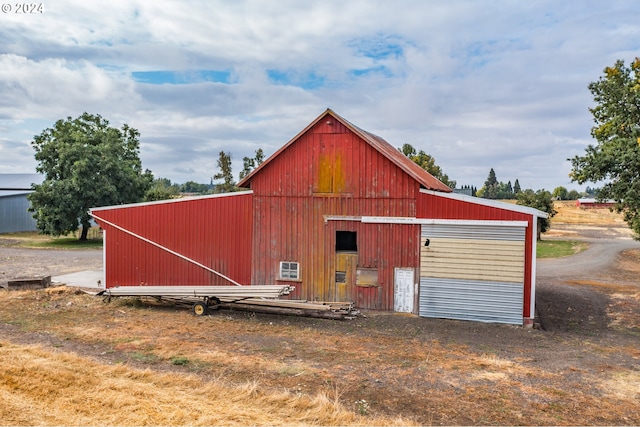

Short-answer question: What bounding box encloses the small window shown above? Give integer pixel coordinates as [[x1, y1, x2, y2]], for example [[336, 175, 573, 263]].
[[335, 271, 346, 284], [279, 261, 300, 280], [336, 231, 357, 252]]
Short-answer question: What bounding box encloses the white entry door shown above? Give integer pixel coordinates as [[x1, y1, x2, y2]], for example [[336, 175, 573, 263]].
[[394, 268, 414, 313]]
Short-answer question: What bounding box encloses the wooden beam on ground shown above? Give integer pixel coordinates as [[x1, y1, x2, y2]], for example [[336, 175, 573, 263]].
[[7, 276, 51, 290], [220, 302, 357, 320]]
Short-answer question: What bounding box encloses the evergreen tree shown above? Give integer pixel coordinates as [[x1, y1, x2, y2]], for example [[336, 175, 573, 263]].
[[513, 179, 521, 195], [239, 148, 266, 180], [482, 168, 499, 199], [213, 151, 237, 193]]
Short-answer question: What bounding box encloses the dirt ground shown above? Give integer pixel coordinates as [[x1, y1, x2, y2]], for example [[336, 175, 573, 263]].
[[1, 205, 639, 425]]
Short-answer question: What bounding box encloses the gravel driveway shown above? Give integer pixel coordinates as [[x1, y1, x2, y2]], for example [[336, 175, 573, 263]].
[[0, 239, 103, 287], [539, 224, 640, 283]]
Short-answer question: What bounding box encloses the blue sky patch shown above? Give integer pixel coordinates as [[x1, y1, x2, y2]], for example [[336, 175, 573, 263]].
[[267, 69, 325, 90], [348, 34, 405, 60], [132, 70, 232, 85], [349, 65, 394, 78]]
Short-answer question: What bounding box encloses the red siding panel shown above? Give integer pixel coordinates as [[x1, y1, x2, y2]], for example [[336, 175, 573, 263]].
[[248, 120, 422, 310], [93, 193, 253, 288]]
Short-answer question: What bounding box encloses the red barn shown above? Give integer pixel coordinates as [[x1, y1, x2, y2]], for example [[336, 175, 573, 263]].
[[91, 109, 547, 326]]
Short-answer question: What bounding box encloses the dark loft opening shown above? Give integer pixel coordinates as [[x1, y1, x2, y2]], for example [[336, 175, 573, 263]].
[[336, 231, 357, 252]]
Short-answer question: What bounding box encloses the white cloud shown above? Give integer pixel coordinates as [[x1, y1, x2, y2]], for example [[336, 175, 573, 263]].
[[0, 0, 638, 189]]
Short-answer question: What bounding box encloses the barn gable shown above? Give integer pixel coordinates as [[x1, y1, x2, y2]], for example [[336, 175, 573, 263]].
[[238, 108, 452, 195], [235, 109, 453, 309]]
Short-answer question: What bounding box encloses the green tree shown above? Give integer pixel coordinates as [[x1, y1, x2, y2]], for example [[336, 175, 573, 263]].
[[239, 148, 266, 180], [145, 177, 180, 201], [552, 186, 569, 200], [570, 58, 640, 238], [516, 189, 557, 240], [567, 189, 581, 200], [28, 113, 152, 240], [399, 143, 456, 188], [213, 151, 237, 193], [513, 179, 521, 195], [180, 181, 210, 194], [481, 168, 499, 199]]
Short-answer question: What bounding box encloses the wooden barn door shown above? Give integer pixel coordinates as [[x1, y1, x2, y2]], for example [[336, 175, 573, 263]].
[[334, 230, 358, 302]]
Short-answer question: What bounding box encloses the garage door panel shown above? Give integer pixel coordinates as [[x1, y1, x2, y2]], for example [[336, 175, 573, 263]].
[[420, 237, 525, 283], [420, 223, 526, 325], [420, 277, 523, 325], [421, 267, 524, 283]]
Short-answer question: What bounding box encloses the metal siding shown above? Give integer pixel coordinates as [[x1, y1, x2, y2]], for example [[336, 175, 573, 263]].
[[421, 224, 525, 240], [419, 223, 525, 325], [420, 238, 525, 283], [0, 194, 37, 233], [417, 192, 535, 319], [419, 278, 523, 324], [95, 194, 253, 288]]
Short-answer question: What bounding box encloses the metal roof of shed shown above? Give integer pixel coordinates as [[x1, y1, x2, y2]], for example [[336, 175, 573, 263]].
[[0, 173, 43, 190]]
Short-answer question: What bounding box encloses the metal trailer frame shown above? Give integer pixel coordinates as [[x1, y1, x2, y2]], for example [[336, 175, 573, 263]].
[[98, 285, 358, 319]]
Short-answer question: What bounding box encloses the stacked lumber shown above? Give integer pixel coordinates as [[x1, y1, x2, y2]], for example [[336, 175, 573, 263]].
[[6, 276, 51, 290], [217, 298, 359, 320], [99, 285, 294, 298]]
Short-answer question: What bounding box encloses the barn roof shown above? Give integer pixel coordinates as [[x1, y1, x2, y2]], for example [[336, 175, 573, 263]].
[[238, 109, 452, 192]]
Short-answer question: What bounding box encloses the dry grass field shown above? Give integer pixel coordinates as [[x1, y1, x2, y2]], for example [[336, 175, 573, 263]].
[[552, 200, 627, 225], [0, 201, 639, 426]]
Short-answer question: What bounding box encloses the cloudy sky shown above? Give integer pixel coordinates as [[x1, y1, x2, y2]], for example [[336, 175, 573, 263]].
[[1, 1, 638, 191]]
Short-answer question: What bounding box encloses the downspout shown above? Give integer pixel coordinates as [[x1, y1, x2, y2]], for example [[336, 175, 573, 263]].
[[527, 216, 539, 328]]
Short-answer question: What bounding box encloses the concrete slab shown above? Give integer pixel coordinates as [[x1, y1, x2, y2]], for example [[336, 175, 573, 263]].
[[52, 269, 104, 289]]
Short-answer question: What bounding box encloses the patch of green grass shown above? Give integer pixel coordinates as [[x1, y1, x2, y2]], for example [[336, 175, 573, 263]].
[[537, 240, 588, 258], [0, 229, 102, 249], [26, 237, 103, 249], [129, 351, 161, 364], [171, 356, 190, 366]]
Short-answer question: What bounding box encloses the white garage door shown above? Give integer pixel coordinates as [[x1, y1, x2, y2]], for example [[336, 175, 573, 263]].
[[419, 222, 526, 325]]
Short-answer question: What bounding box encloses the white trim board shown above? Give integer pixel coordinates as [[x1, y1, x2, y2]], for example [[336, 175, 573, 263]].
[[325, 215, 528, 228], [90, 190, 254, 212]]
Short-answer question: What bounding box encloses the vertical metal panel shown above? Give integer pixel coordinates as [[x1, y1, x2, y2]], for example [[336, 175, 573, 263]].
[[417, 192, 535, 319], [0, 193, 37, 233], [419, 278, 523, 325], [94, 193, 253, 288]]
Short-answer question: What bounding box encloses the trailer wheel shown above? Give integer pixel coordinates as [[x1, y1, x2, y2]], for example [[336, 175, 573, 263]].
[[192, 301, 208, 316]]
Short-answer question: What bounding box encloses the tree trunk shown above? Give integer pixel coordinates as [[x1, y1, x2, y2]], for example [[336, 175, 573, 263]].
[[537, 218, 542, 241], [80, 224, 89, 241]]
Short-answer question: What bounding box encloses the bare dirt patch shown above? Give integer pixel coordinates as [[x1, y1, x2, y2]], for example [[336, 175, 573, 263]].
[[1, 207, 639, 425]]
